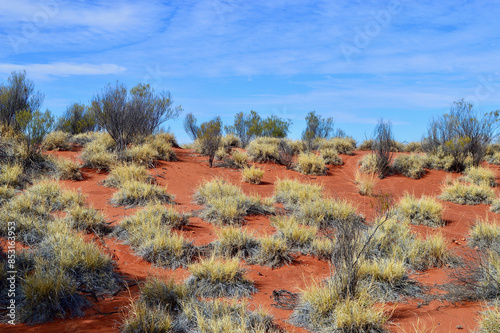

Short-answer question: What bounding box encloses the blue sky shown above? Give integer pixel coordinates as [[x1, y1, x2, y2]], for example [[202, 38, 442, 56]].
[[1, 0, 500, 144]]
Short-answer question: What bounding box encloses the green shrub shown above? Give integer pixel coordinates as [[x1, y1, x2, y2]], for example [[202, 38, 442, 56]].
[[439, 181, 495, 205], [295, 152, 327, 175], [241, 165, 264, 184], [111, 181, 174, 207], [56, 103, 96, 135], [396, 193, 444, 227], [186, 257, 256, 298], [392, 154, 426, 179], [461, 166, 496, 187]]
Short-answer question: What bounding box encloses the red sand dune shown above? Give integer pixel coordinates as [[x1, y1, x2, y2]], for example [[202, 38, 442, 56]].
[[4, 147, 499, 332]]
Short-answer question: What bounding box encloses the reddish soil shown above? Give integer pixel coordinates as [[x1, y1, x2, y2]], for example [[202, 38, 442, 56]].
[[4, 147, 500, 332]]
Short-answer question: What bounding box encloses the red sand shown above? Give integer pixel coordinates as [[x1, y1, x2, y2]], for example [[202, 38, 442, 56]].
[[4, 147, 499, 332]]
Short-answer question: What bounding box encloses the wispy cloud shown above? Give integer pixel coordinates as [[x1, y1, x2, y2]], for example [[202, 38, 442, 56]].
[[0, 63, 126, 78]]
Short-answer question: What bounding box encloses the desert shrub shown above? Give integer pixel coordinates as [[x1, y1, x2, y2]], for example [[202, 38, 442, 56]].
[[56, 103, 96, 135], [114, 204, 192, 268], [213, 227, 259, 259], [147, 139, 176, 162], [215, 146, 228, 161], [51, 156, 83, 181], [358, 153, 378, 175], [271, 216, 317, 253], [358, 139, 374, 151], [70, 131, 100, 145], [222, 133, 242, 148], [294, 198, 365, 229], [121, 302, 174, 333], [251, 236, 294, 268], [222, 149, 248, 169], [18, 268, 88, 324], [194, 178, 273, 225], [0, 162, 23, 186], [354, 170, 378, 196], [65, 204, 110, 235], [273, 178, 323, 208], [367, 217, 449, 270], [241, 165, 264, 184], [80, 133, 117, 171], [371, 120, 394, 177], [0, 185, 15, 205], [290, 281, 387, 332], [247, 137, 280, 163], [439, 181, 495, 205], [124, 143, 159, 166], [91, 82, 181, 151], [404, 141, 424, 153], [24, 180, 84, 212], [392, 154, 426, 179], [396, 193, 444, 227], [286, 139, 306, 154], [488, 152, 500, 165], [110, 181, 174, 207], [423, 147, 455, 172], [295, 152, 327, 175], [302, 111, 334, 151], [311, 238, 336, 260], [477, 305, 500, 333], [41, 130, 71, 151], [320, 148, 343, 165], [317, 137, 356, 155], [461, 166, 496, 187], [104, 163, 152, 188], [186, 257, 256, 298], [197, 117, 222, 168], [469, 218, 500, 250]]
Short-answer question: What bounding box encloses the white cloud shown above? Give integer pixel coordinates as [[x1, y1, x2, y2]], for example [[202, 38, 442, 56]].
[[0, 63, 126, 78]]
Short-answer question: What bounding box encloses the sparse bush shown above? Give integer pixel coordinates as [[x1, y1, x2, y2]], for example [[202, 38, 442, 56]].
[[295, 152, 327, 175], [251, 236, 294, 268], [439, 181, 495, 205], [461, 166, 496, 187], [56, 103, 96, 135], [186, 257, 256, 298], [213, 227, 259, 259], [392, 154, 426, 179], [111, 181, 174, 207], [104, 163, 152, 188], [41, 130, 71, 151], [197, 117, 222, 168], [91, 83, 181, 151], [371, 119, 394, 177], [241, 165, 264, 184], [277, 139, 295, 169], [183, 112, 200, 141], [247, 137, 280, 163], [320, 148, 343, 165], [396, 193, 444, 227], [354, 170, 378, 196], [423, 99, 496, 171], [302, 111, 334, 151]]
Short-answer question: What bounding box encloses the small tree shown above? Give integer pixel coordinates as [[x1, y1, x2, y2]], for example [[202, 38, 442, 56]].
[[372, 119, 394, 177], [91, 83, 181, 151], [183, 113, 200, 141], [261, 115, 292, 138], [0, 71, 44, 131], [16, 109, 54, 157], [56, 103, 96, 134], [198, 117, 222, 168], [301, 111, 334, 151], [423, 99, 497, 171]]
